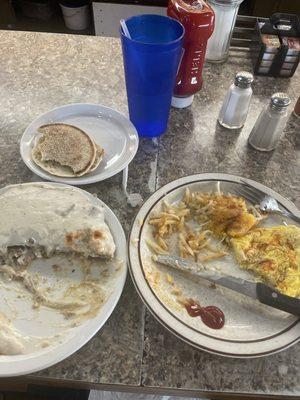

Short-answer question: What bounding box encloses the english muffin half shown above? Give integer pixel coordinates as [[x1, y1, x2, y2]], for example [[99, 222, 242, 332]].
[[88, 144, 104, 173], [32, 123, 96, 177]]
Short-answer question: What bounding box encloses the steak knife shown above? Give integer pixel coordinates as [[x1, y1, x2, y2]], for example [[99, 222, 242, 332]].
[[154, 255, 300, 317]]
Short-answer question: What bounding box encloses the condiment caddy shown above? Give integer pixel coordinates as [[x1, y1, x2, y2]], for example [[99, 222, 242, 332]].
[[251, 13, 300, 78]]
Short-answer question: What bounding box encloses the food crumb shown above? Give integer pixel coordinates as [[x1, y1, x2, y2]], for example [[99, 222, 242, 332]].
[[101, 269, 109, 277], [209, 283, 217, 289], [114, 259, 125, 271], [52, 264, 62, 272], [166, 274, 174, 285], [41, 341, 50, 348], [72, 269, 75, 273], [171, 286, 182, 296], [154, 271, 160, 284], [176, 296, 188, 306], [131, 238, 139, 246], [145, 272, 153, 283]]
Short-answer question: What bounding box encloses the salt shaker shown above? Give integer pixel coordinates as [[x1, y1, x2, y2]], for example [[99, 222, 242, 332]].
[[218, 71, 253, 129], [248, 92, 291, 151]]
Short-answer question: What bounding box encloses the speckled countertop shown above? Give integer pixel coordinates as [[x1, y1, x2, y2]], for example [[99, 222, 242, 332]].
[[0, 30, 299, 397]]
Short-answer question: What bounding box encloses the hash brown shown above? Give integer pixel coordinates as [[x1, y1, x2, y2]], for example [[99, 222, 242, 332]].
[[184, 192, 261, 238]]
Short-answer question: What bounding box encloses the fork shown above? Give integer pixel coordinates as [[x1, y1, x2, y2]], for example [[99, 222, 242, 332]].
[[233, 180, 300, 224]]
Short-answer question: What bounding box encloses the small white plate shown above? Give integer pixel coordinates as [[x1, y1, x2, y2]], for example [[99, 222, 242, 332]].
[[0, 182, 127, 376], [20, 104, 139, 185], [128, 173, 300, 358]]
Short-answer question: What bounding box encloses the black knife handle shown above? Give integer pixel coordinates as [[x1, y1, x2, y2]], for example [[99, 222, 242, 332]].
[[256, 283, 300, 317]]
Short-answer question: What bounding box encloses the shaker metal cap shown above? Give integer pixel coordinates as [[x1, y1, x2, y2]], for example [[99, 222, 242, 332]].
[[271, 92, 291, 109], [234, 71, 254, 88]]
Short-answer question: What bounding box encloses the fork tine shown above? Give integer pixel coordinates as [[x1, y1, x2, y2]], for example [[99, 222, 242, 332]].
[[231, 186, 260, 205], [228, 187, 250, 201], [240, 180, 268, 198], [239, 182, 267, 201], [238, 185, 262, 203]]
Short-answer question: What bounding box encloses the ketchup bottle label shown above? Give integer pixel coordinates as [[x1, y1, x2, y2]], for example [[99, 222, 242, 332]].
[[168, 0, 215, 97]]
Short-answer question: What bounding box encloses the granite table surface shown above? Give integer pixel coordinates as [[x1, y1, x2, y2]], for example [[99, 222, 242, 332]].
[[0, 30, 299, 398]]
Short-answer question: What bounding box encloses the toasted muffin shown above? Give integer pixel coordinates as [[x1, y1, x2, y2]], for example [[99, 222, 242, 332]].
[[88, 144, 104, 173], [32, 123, 96, 177]]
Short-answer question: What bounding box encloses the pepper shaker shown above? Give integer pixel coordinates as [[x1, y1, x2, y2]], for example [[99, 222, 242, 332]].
[[218, 71, 254, 129], [248, 92, 291, 151]]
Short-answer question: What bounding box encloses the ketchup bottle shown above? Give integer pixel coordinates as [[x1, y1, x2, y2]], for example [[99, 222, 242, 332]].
[[168, 0, 215, 108]]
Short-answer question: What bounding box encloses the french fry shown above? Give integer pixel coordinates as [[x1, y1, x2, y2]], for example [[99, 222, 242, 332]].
[[146, 239, 168, 255], [157, 236, 168, 251], [160, 212, 180, 220], [148, 218, 164, 225], [198, 252, 227, 262], [179, 233, 194, 256], [184, 187, 191, 203]]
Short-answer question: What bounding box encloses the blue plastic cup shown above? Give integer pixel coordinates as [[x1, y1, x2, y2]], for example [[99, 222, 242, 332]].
[[120, 14, 184, 138]]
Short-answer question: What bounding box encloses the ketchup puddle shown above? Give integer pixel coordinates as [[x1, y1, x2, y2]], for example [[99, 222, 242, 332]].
[[185, 299, 225, 329]]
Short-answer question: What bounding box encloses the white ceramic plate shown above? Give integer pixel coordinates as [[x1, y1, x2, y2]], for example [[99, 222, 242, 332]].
[[128, 173, 300, 358], [20, 104, 139, 185], [0, 182, 127, 376]]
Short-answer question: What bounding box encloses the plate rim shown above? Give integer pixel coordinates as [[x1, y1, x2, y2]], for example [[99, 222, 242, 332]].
[[0, 181, 127, 376], [128, 173, 300, 358], [20, 103, 139, 185]]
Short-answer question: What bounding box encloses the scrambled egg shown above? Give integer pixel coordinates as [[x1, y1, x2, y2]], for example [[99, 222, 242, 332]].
[[231, 225, 300, 297]]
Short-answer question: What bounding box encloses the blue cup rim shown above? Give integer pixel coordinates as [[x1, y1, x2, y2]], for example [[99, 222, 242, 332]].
[[120, 14, 185, 46]]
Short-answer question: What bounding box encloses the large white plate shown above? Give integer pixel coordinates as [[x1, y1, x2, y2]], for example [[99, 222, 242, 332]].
[[128, 173, 300, 358], [20, 104, 139, 185], [0, 182, 127, 376]]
